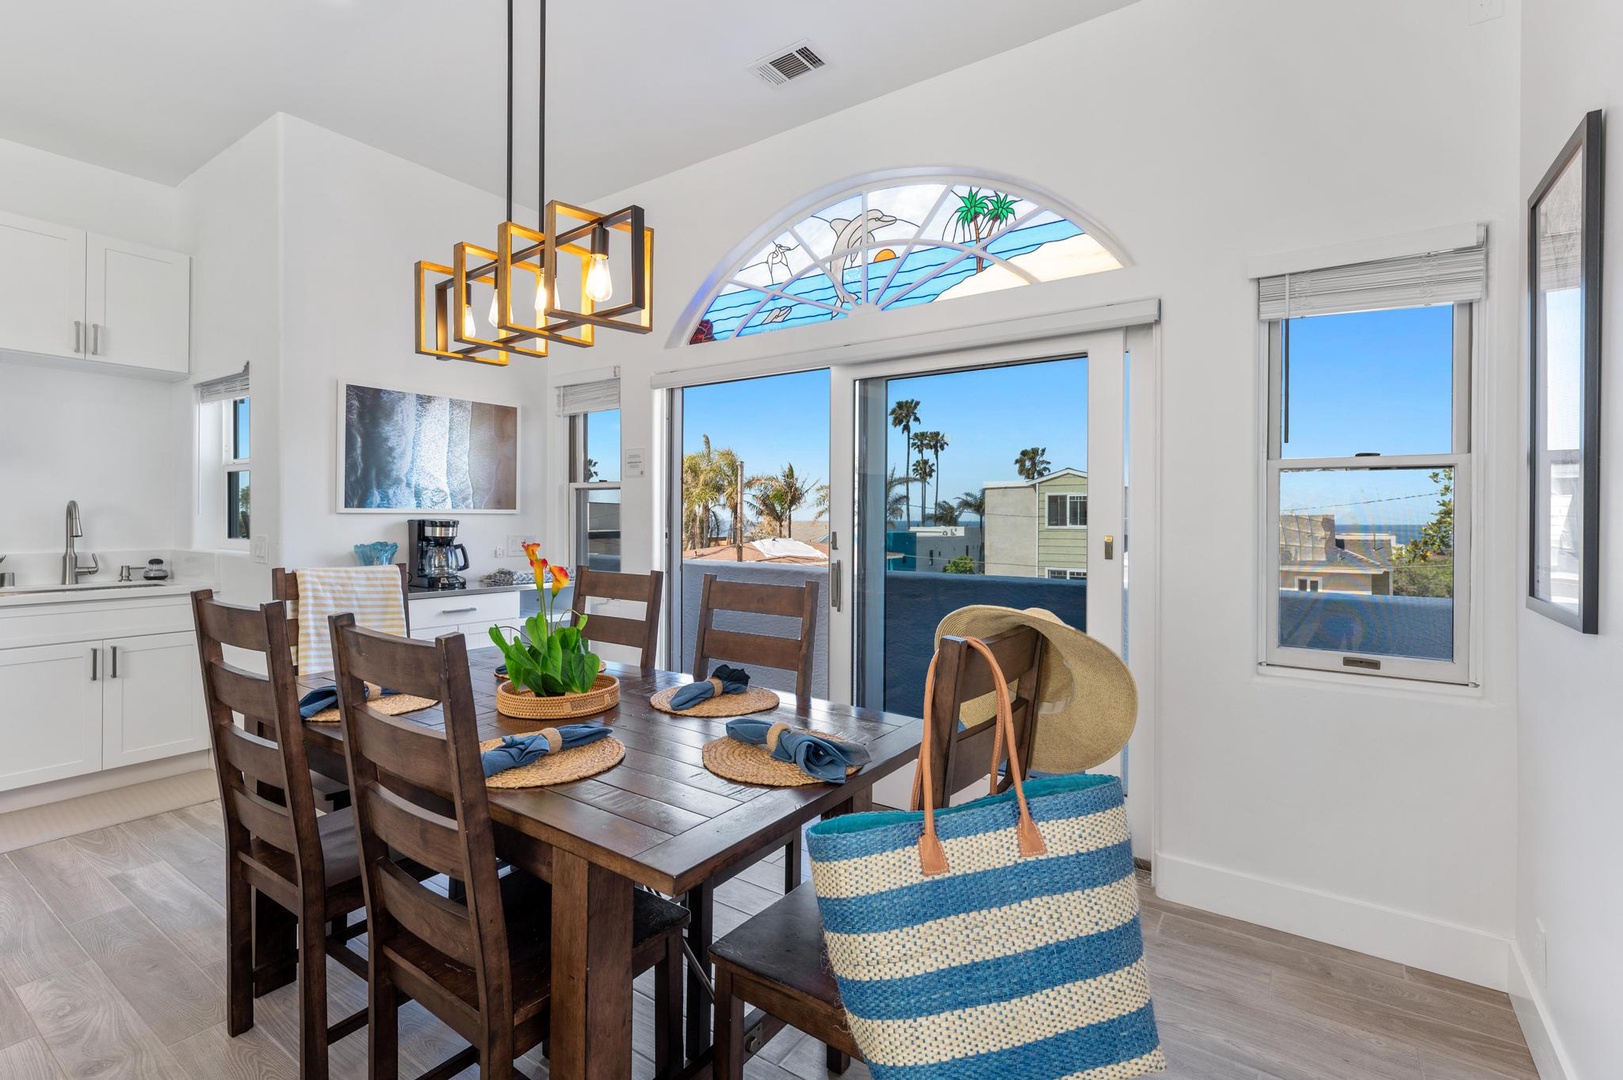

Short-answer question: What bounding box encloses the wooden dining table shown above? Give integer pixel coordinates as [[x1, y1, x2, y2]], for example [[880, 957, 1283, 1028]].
[[283, 647, 923, 1080]]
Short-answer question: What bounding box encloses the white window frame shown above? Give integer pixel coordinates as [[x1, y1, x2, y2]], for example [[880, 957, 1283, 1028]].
[[1262, 303, 1473, 685], [567, 410, 621, 573], [1044, 493, 1088, 529], [1045, 567, 1087, 580]]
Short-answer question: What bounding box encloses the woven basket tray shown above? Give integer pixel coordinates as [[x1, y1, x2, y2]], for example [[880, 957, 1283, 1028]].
[[495, 674, 619, 720]]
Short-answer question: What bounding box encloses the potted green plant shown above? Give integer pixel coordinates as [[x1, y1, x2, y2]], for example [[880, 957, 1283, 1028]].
[[488, 545, 617, 719]]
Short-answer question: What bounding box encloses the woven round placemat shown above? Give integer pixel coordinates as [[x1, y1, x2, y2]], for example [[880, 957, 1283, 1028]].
[[305, 693, 438, 724], [479, 734, 625, 789], [649, 685, 782, 719], [702, 728, 860, 787]]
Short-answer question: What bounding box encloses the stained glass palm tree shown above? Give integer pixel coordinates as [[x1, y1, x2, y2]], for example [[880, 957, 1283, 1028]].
[[953, 188, 992, 272]]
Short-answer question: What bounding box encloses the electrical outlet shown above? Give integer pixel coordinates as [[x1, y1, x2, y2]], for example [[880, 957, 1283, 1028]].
[[494, 547, 504, 559], [1532, 918, 1548, 986], [1468, 0, 1504, 24]]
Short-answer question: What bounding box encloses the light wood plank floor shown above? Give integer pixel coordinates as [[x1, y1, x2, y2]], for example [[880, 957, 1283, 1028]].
[[0, 801, 1536, 1080]]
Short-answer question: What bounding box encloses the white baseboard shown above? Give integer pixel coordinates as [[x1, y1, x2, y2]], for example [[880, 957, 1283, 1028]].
[[1154, 853, 1511, 991], [1508, 940, 1578, 1080]]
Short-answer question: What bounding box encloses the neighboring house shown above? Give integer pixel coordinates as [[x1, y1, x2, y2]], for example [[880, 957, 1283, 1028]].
[[982, 468, 1088, 579], [886, 525, 982, 572], [1278, 513, 1394, 595]]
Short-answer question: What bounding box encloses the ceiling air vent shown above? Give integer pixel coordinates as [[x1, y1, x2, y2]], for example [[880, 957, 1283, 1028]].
[[751, 40, 826, 87]]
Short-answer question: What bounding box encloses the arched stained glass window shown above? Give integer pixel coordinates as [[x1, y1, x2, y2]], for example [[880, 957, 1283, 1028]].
[[686, 174, 1124, 345]]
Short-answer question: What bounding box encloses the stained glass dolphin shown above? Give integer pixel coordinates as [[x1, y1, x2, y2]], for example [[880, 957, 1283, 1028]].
[[828, 209, 897, 301]]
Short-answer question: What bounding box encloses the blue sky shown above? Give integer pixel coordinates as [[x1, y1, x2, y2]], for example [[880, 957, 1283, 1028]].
[[674, 304, 1454, 529]]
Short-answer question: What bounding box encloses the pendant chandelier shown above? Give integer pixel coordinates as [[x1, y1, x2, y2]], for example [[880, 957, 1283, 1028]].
[[414, 0, 653, 364]]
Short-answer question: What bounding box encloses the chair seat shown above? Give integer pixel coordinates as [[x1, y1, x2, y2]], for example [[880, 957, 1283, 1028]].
[[709, 882, 840, 1010], [244, 806, 364, 919]]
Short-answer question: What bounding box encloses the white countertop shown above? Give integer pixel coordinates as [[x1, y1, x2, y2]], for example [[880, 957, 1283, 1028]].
[[0, 580, 198, 611]]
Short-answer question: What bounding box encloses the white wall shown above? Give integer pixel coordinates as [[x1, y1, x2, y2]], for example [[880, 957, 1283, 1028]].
[[541, 0, 1524, 987], [0, 137, 184, 575], [1515, 1, 1623, 1074], [273, 116, 550, 576]]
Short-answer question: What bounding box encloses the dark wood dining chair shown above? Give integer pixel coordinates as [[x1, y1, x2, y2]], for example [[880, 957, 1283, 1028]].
[[189, 589, 372, 1080], [572, 566, 664, 673], [691, 573, 819, 705], [271, 563, 412, 813], [328, 614, 690, 1080], [708, 627, 1044, 1079]]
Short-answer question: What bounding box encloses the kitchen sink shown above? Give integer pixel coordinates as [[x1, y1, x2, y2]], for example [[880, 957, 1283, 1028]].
[[0, 581, 173, 596]]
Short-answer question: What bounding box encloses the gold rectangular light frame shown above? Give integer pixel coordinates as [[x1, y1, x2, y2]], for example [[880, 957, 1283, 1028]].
[[495, 220, 594, 347], [414, 260, 508, 365], [543, 200, 654, 333], [454, 242, 549, 358]]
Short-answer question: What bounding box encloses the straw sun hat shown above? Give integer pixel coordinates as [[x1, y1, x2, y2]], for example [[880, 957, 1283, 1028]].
[[933, 606, 1136, 773]]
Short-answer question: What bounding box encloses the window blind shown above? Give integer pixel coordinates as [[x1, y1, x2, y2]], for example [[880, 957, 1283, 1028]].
[[195, 364, 250, 404], [557, 378, 620, 416], [1257, 243, 1487, 320]]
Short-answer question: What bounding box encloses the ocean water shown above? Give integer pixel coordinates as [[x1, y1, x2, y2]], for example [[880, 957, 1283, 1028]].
[[701, 218, 1085, 341]]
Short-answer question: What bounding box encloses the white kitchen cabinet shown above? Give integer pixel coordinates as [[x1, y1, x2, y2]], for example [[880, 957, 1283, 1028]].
[[0, 210, 190, 378], [0, 641, 104, 790], [0, 211, 85, 360], [85, 233, 191, 376], [101, 631, 208, 770]]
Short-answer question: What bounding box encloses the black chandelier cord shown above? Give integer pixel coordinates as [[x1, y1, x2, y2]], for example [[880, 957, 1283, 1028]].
[[537, 0, 546, 228], [505, 0, 514, 224]]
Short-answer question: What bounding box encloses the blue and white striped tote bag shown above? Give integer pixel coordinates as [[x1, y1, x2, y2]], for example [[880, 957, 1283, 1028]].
[[804, 637, 1164, 1079]]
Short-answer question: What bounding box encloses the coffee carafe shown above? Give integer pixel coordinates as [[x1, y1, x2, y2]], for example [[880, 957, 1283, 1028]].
[[408, 519, 470, 590]]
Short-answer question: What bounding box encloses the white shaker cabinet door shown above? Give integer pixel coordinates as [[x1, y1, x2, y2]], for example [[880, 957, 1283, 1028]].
[[101, 632, 208, 769], [85, 233, 190, 376], [0, 641, 103, 791], [0, 212, 85, 360]]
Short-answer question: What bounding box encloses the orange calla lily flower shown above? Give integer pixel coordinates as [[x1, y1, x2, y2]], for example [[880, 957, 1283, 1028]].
[[549, 564, 569, 596]]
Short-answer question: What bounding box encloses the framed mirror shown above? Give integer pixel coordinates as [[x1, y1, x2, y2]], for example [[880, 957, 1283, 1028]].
[[1528, 110, 1604, 633]]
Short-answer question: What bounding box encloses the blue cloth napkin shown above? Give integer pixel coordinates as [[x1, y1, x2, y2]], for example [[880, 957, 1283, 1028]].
[[481, 725, 613, 778], [725, 717, 871, 784], [298, 683, 397, 718], [670, 664, 751, 710]]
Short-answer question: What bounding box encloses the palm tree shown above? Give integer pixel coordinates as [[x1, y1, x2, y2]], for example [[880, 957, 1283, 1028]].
[[953, 188, 992, 272], [910, 457, 936, 519], [812, 482, 831, 521], [681, 436, 745, 550], [912, 431, 948, 519], [885, 469, 920, 529], [1014, 446, 1051, 481], [932, 500, 962, 526], [747, 484, 789, 540], [985, 192, 1019, 238], [954, 488, 986, 519], [889, 398, 922, 524]]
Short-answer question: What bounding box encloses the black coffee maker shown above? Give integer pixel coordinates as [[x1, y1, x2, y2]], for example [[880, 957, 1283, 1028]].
[[408, 519, 469, 590]]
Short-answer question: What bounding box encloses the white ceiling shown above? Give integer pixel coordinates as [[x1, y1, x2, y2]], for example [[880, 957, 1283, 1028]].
[[0, 0, 1136, 202]]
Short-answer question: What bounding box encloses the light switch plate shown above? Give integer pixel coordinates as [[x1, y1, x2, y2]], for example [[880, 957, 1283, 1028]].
[[1468, 0, 1504, 24], [251, 536, 268, 564], [505, 534, 535, 558]]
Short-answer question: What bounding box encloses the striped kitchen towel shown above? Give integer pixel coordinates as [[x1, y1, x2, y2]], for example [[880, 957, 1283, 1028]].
[[804, 637, 1163, 1079], [292, 565, 408, 675]]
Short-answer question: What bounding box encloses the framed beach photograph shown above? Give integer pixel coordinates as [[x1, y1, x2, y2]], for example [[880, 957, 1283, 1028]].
[[338, 381, 520, 513], [1528, 110, 1604, 633]]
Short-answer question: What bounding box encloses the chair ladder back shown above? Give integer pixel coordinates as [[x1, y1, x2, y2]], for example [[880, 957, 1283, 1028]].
[[924, 628, 1045, 808], [329, 614, 514, 1034], [693, 574, 820, 702], [271, 564, 411, 675], [573, 566, 664, 672], [190, 590, 326, 896]]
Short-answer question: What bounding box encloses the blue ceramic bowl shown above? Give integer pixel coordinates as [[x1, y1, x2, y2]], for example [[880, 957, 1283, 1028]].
[[353, 541, 399, 566]]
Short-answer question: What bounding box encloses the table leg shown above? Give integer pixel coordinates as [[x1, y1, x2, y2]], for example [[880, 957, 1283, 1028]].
[[683, 881, 714, 1062], [551, 849, 635, 1080]]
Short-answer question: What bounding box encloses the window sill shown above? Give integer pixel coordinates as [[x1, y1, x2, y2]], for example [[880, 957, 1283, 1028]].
[[1253, 661, 1482, 698]]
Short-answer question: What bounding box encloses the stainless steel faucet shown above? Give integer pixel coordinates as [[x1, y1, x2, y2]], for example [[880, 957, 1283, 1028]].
[[62, 500, 100, 585]]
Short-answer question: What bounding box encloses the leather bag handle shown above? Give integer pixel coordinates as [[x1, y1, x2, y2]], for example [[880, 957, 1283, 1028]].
[[915, 635, 1048, 876]]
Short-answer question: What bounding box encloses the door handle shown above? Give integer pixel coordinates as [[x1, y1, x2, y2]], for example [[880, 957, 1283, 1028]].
[[90, 648, 98, 682], [110, 645, 118, 679], [74, 320, 83, 354], [829, 560, 842, 611], [440, 606, 477, 615], [1104, 535, 1115, 560], [91, 323, 101, 355]]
